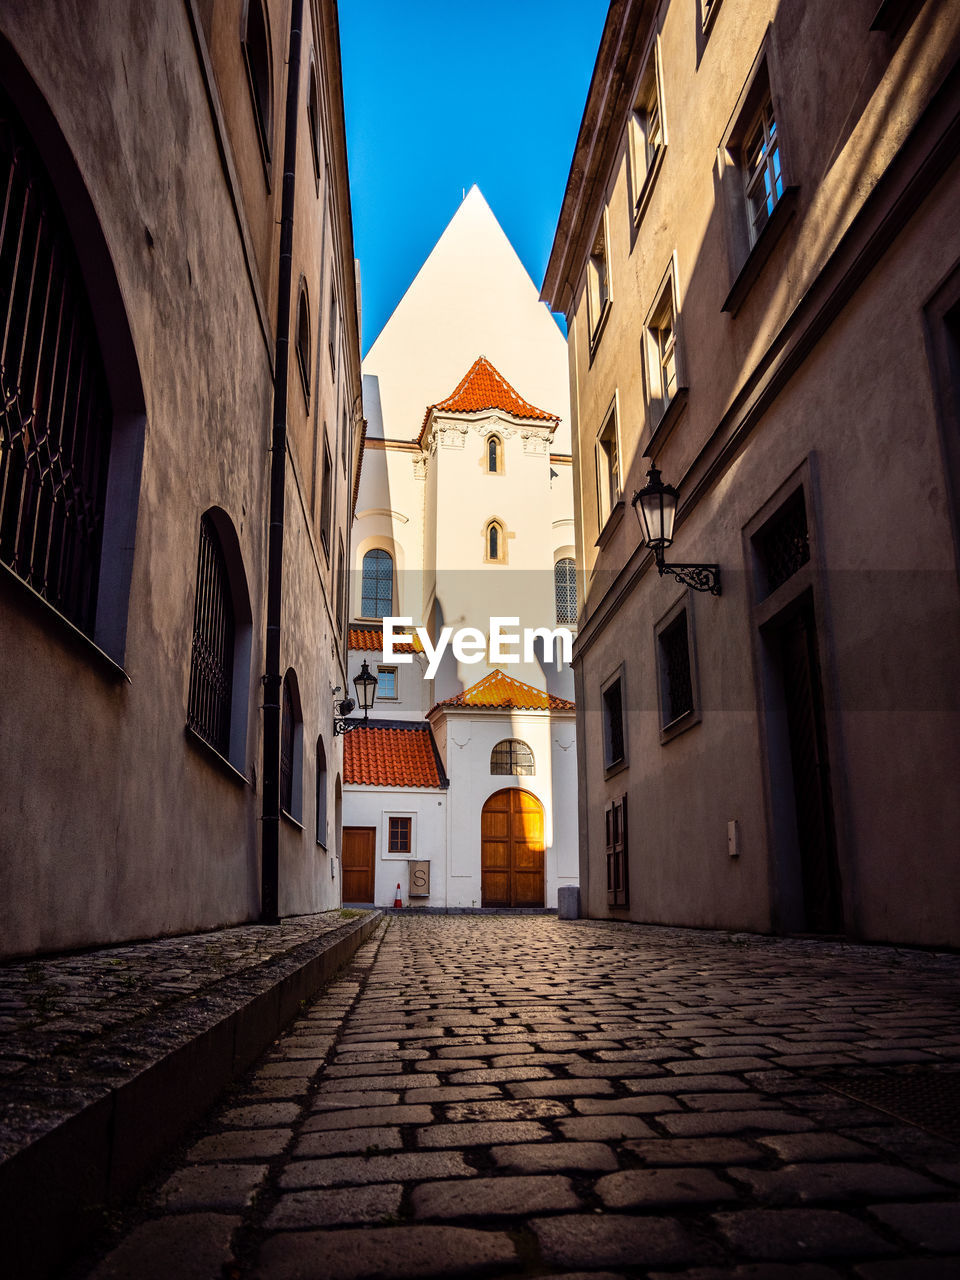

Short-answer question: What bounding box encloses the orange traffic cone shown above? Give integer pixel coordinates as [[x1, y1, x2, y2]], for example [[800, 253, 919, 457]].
[[393, 882, 403, 909]]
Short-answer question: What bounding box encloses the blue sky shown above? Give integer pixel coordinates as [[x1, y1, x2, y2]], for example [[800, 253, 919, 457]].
[[338, 1, 610, 355]]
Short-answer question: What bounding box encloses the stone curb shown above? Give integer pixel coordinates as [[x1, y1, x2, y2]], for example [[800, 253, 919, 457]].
[[2, 909, 383, 1280]]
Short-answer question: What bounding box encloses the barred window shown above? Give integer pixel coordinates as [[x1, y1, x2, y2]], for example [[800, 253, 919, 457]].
[[490, 739, 535, 776], [361, 547, 392, 618], [755, 490, 809, 598], [280, 673, 294, 814], [187, 514, 235, 757], [0, 88, 112, 636], [555, 558, 577, 624]]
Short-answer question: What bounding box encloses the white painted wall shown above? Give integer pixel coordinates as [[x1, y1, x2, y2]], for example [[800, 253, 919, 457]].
[[343, 785, 448, 907]]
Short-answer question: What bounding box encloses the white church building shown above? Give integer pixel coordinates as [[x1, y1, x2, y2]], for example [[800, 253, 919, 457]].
[[341, 187, 579, 910]]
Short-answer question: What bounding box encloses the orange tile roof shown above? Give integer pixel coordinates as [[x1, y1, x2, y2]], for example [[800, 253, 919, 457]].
[[348, 623, 422, 653], [343, 721, 447, 788], [419, 357, 559, 441], [428, 669, 575, 715]]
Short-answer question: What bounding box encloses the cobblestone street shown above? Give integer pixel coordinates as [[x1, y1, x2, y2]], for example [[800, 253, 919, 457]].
[[73, 915, 960, 1279]]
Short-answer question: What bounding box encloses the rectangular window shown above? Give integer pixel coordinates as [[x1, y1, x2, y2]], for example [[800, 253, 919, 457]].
[[377, 666, 397, 699], [586, 213, 610, 344], [388, 816, 412, 854], [754, 489, 809, 599], [601, 673, 626, 772], [319, 437, 332, 553], [596, 403, 621, 529], [658, 610, 694, 727], [629, 38, 665, 221], [341, 402, 349, 471], [642, 260, 686, 440], [605, 795, 629, 907], [336, 536, 345, 633], [742, 93, 783, 245], [328, 283, 338, 374]]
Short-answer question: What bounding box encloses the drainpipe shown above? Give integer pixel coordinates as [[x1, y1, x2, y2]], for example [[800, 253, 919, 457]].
[[262, 0, 304, 924]]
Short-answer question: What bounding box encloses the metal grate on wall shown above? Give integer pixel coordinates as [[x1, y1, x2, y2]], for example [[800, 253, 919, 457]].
[[0, 88, 112, 635], [187, 515, 235, 757], [756, 489, 810, 597]]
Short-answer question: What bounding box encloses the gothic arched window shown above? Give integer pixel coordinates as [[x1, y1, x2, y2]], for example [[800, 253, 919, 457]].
[[242, 0, 273, 163], [491, 739, 535, 776], [361, 548, 393, 618], [486, 520, 504, 562], [487, 434, 503, 473], [280, 669, 303, 821]]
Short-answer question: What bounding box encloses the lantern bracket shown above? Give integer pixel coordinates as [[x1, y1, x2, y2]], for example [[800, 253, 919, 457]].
[[652, 549, 722, 595]]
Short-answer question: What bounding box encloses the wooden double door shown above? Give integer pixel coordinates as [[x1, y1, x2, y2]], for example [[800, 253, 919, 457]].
[[481, 789, 545, 908], [342, 827, 376, 904]]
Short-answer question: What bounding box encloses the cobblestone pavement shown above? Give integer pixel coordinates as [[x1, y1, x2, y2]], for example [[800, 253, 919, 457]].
[[71, 915, 960, 1279]]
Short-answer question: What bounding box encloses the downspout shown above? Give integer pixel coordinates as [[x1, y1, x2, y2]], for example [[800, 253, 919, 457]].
[[261, 0, 304, 923]]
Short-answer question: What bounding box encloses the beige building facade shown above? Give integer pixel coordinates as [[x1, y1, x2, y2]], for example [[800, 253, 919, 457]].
[[0, 1, 361, 957], [543, 0, 960, 946]]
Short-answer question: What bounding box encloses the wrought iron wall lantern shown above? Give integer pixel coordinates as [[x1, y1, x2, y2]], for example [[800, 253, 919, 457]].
[[333, 658, 377, 735], [631, 465, 721, 595]]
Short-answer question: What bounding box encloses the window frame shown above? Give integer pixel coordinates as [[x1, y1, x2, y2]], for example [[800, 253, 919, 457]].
[[377, 665, 398, 700], [586, 208, 612, 352], [641, 257, 689, 452], [486, 433, 504, 475], [279, 668, 304, 826], [628, 34, 667, 227], [554, 558, 577, 626], [307, 56, 322, 191], [241, 0, 274, 183], [490, 739, 536, 776], [316, 735, 328, 848], [382, 810, 417, 858], [600, 665, 628, 777], [327, 281, 338, 375], [718, 33, 798, 315], [360, 547, 394, 619], [654, 593, 702, 743], [295, 279, 311, 404], [388, 816, 412, 854], [318, 433, 333, 556], [605, 793, 629, 908], [484, 518, 506, 564], [595, 397, 623, 536], [336, 535, 346, 634]]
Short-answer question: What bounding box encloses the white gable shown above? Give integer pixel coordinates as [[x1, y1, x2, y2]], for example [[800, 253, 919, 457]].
[[362, 186, 571, 451]]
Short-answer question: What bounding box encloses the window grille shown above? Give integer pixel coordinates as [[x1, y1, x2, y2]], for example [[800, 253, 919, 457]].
[[0, 89, 112, 635], [361, 548, 392, 617], [659, 611, 694, 725], [490, 739, 535, 776], [555, 558, 577, 624], [756, 490, 809, 597], [187, 515, 235, 756], [280, 674, 294, 813], [316, 736, 327, 846], [388, 816, 411, 853]]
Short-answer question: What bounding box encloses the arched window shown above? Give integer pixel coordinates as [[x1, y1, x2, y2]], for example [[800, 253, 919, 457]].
[[295, 283, 311, 398], [486, 520, 504, 562], [316, 736, 328, 847], [555, 558, 577, 624], [187, 509, 253, 768], [307, 61, 322, 183], [0, 86, 113, 637], [188, 514, 236, 758], [361, 548, 393, 618], [491, 739, 535, 776], [279, 669, 303, 821], [487, 434, 503, 473], [242, 0, 273, 163]]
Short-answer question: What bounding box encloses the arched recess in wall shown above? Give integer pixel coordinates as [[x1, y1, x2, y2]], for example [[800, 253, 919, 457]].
[[306, 53, 322, 187], [241, 0, 274, 171], [486, 433, 504, 474], [334, 775, 343, 865], [186, 507, 253, 772], [484, 519, 506, 563], [554, 553, 577, 625], [0, 39, 147, 664], [315, 735, 328, 847], [280, 668, 304, 823]]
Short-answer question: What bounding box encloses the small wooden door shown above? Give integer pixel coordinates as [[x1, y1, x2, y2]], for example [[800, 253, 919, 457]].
[[342, 826, 376, 903], [481, 789, 544, 908]]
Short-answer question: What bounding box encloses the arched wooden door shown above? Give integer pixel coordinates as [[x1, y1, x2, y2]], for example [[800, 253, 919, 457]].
[[481, 789, 544, 908]]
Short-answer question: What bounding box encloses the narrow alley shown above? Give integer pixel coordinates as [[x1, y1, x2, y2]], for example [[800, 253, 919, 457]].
[[73, 915, 960, 1278]]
